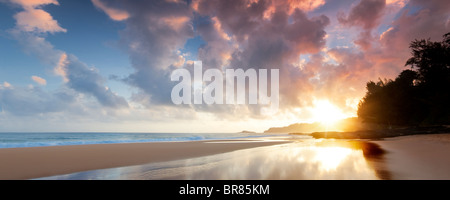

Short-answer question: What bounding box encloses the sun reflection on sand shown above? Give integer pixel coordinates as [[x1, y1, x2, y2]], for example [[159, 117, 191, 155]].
[[312, 146, 353, 171], [151, 139, 384, 180], [39, 137, 388, 180]]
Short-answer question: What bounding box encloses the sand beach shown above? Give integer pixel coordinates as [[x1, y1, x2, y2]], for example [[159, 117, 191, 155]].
[[1, 134, 450, 180]]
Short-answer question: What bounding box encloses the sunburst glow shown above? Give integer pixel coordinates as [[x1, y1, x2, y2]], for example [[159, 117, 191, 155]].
[[311, 100, 347, 126]]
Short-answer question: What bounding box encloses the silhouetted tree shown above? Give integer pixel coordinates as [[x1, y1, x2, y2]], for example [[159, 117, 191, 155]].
[[406, 33, 450, 88], [358, 32, 450, 126]]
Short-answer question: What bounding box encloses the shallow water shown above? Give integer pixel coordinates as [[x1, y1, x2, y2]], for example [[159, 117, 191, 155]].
[[39, 138, 388, 180], [0, 132, 274, 148]]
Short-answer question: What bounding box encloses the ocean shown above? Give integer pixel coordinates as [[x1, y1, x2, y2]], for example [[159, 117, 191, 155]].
[[0, 132, 273, 149]]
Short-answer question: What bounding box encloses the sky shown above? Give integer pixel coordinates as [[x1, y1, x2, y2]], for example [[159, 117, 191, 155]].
[[0, 0, 448, 133]]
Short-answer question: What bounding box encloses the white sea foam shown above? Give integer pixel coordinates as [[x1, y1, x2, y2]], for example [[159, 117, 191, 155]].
[[0, 132, 279, 148]]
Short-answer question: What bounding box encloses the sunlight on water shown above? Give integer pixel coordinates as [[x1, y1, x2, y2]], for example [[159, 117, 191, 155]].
[[40, 138, 385, 180], [312, 146, 353, 171]]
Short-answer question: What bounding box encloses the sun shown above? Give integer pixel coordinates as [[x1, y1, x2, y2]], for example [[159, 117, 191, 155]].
[[311, 100, 347, 126]]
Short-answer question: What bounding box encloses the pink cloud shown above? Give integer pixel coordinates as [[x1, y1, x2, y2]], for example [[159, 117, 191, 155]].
[[336, 0, 386, 50], [9, 0, 58, 8], [14, 8, 66, 33], [90, 0, 449, 119], [286, 0, 326, 12], [338, 0, 386, 30], [162, 16, 191, 31], [91, 0, 130, 21], [31, 75, 47, 85], [1, 82, 12, 88], [54, 52, 69, 82], [196, 16, 234, 69], [379, 0, 450, 57], [8, 0, 66, 34]]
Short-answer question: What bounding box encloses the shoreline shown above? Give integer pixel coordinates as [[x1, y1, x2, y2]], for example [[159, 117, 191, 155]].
[[373, 133, 450, 179], [0, 139, 287, 180], [290, 128, 450, 179], [290, 125, 450, 139], [2, 133, 450, 180]]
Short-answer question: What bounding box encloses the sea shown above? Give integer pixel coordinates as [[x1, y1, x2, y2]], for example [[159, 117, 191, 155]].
[[0, 132, 276, 149]]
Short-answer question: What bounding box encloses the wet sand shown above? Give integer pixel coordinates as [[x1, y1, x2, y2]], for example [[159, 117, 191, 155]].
[[38, 138, 388, 180], [2, 134, 450, 180], [0, 139, 287, 180], [373, 133, 450, 180]]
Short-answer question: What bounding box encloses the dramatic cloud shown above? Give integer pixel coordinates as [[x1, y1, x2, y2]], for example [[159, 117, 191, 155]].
[[227, 8, 330, 68], [92, 0, 330, 116], [196, 16, 233, 70], [2, 0, 449, 131], [193, 0, 330, 114], [378, 0, 450, 59], [337, 0, 386, 50], [285, 0, 326, 12], [315, 0, 450, 115], [92, 0, 195, 104], [338, 0, 386, 30]]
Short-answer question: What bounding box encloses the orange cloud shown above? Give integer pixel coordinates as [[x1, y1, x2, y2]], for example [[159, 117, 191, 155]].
[[2, 82, 12, 88], [259, 0, 325, 20], [54, 52, 69, 82], [162, 16, 191, 31], [386, 0, 408, 7], [14, 8, 66, 33], [31, 75, 47, 85], [211, 17, 230, 41], [92, 0, 130, 21], [10, 0, 58, 8], [286, 0, 325, 12]]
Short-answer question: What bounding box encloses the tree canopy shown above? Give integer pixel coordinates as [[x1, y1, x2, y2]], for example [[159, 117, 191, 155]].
[[358, 32, 450, 126]]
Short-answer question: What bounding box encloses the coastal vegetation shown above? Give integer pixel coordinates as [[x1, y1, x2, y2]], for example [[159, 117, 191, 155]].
[[282, 33, 450, 139], [358, 32, 450, 126]]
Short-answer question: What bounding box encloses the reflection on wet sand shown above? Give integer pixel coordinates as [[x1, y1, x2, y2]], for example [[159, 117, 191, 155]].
[[39, 138, 390, 180]]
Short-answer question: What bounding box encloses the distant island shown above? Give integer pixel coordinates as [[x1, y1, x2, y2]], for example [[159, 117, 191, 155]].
[[264, 117, 379, 134], [291, 125, 450, 139], [239, 130, 257, 134]]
